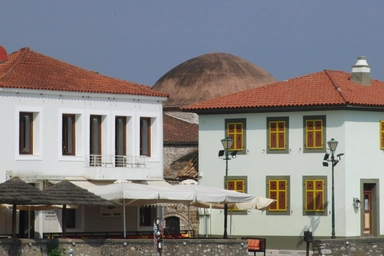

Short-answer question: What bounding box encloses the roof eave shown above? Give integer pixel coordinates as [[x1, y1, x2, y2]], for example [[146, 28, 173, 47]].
[[182, 104, 384, 115]]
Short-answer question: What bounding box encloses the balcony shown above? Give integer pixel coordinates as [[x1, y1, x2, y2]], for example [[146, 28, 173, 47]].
[[83, 155, 150, 180]]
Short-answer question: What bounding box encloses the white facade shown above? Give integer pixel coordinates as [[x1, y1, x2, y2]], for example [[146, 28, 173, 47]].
[[0, 87, 167, 236], [198, 109, 384, 240]]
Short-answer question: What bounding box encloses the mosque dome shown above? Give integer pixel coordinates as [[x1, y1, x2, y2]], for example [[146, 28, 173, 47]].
[[152, 52, 277, 109]]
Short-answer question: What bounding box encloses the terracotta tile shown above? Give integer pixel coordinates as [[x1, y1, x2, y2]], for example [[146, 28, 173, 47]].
[[181, 70, 384, 111], [0, 47, 169, 98]]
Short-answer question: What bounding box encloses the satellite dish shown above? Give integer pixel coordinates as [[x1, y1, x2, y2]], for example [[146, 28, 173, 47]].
[[0, 46, 8, 63]]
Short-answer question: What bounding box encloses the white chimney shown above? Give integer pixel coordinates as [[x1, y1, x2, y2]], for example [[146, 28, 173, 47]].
[[351, 56, 371, 86]]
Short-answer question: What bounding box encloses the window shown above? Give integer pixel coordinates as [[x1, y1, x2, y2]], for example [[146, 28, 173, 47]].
[[62, 114, 76, 155], [66, 209, 76, 228], [380, 120, 384, 149], [140, 117, 151, 156], [115, 116, 127, 167], [304, 116, 326, 153], [90, 115, 102, 166], [19, 112, 33, 154], [303, 176, 327, 215], [267, 117, 289, 154], [227, 179, 245, 192], [266, 176, 290, 215], [225, 119, 246, 154], [226, 176, 247, 212], [139, 207, 155, 226], [65, 208, 83, 229]]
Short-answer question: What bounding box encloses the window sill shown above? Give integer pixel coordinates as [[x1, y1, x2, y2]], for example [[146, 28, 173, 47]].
[[16, 154, 43, 161]]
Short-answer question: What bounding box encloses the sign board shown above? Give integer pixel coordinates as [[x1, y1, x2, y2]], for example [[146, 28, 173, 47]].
[[100, 206, 122, 217], [44, 210, 57, 221]]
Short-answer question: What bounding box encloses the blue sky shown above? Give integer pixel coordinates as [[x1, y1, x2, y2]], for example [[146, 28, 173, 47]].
[[2, 1, 383, 86]]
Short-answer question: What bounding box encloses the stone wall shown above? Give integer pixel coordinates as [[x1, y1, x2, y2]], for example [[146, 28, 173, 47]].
[[313, 237, 384, 256], [0, 238, 248, 256], [163, 144, 199, 238], [163, 145, 197, 179], [163, 205, 199, 237]]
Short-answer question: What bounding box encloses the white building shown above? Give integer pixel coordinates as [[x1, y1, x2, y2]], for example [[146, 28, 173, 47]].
[[0, 46, 168, 238], [182, 56, 384, 250]]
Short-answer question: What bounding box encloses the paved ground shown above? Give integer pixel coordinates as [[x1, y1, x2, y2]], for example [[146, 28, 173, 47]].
[[250, 250, 312, 255]]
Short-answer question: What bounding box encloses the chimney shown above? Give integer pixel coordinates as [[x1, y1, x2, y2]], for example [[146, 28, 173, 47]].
[[0, 46, 8, 64], [351, 56, 371, 86]]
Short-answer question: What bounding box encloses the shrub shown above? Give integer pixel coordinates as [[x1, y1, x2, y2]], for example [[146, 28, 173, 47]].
[[47, 240, 66, 256]]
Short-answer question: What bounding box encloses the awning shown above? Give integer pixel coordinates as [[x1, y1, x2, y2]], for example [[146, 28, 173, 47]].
[[140, 180, 172, 187], [61, 178, 172, 190], [69, 180, 113, 190]]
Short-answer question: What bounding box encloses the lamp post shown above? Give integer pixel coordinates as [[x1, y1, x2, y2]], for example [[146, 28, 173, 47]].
[[221, 137, 233, 239], [327, 138, 338, 239]]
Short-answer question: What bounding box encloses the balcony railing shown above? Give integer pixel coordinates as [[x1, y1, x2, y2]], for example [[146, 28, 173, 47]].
[[85, 155, 146, 168]]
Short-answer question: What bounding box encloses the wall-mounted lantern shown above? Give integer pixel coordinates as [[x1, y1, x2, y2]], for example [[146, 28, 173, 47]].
[[353, 197, 361, 209]]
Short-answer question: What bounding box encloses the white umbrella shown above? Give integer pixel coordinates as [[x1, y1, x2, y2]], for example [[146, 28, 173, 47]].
[[173, 180, 257, 237], [235, 196, 275, 210], [173, 183, 255, 204], [175, 180, 274, 208], [174, 180, 275, 237], [89, 180, 195, 237]]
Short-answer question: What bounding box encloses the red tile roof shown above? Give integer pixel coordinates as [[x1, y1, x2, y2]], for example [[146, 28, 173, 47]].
[[181, 70, 384, 111], [163, 114, 198, 144], [0, 47, 169, 98]]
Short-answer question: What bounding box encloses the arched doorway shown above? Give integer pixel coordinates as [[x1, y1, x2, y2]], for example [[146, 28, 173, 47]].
[[165, 216, 180, 235]]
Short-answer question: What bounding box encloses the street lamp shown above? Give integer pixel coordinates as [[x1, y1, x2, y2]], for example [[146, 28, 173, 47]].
[[323, 138, 344, 239], [220, 137, 233, 239]]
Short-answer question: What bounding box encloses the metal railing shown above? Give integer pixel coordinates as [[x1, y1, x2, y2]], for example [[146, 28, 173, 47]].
[[43, 230, 194, 239], [85, 155, 146, 168]]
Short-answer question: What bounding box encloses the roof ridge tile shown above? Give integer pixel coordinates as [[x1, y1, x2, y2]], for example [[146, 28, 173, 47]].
[[324, 70, 349, 104]]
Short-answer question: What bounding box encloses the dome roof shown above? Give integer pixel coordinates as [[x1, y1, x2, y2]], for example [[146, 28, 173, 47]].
[[152, 52, 277, 108]]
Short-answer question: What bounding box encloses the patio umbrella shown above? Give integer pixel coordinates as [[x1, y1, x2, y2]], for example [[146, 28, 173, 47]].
[[0, 177, 54, 238], [174, 180, 274, 209], [44, 180, 113, 238], [235, 196, 275, 210], [89, 180, 195, 237], [173, 180, 273, 236], [173, 183, 256, 205]]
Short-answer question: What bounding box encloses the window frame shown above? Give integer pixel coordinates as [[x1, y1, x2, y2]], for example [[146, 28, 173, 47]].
[[139, 206, 156, 227], [303, 115, 326, 153], [140, 117, 151, 157], [226, 176, 247, 214], [225, 118, 246, 154], [62, 114, 76, 156], [266, 176, 290, 215], [115, 116, 127, 167], [19, 112, 34, 154], [266, 117, 289, 154], [226, 178, 246, 193], [303, 176, 328, 216], [380, 120, 384, 149], [90, 115, 102, 166]]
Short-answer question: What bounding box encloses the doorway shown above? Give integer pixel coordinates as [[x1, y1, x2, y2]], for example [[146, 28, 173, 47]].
[[19, 210, 35, 238], [90, 115, 102, 166], [361, 181, 378, 237], [115, 116, 126, 167], [165, 216, 180, 236], [363, 189, 372, 235]]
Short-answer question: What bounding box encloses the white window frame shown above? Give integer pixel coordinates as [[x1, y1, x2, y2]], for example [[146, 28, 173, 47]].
[[15, 106, 43, 160]]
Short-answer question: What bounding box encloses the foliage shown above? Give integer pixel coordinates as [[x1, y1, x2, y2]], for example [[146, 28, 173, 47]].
[[47, 239, 66, 256]]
